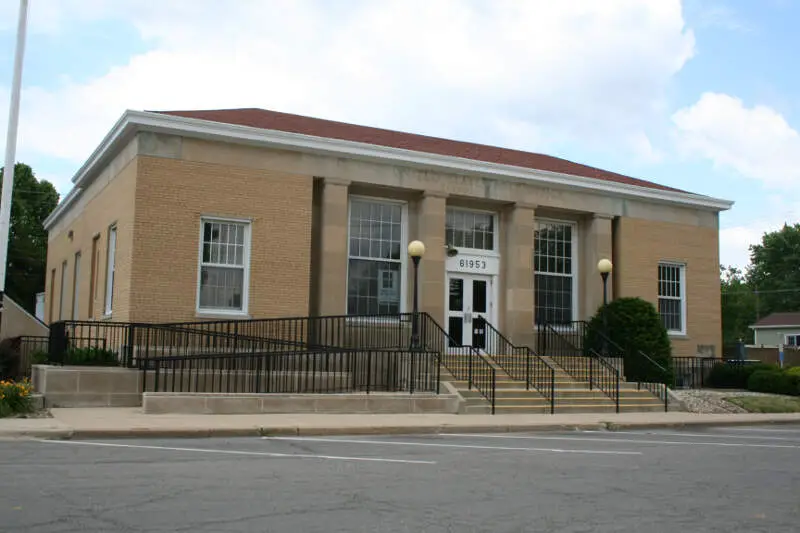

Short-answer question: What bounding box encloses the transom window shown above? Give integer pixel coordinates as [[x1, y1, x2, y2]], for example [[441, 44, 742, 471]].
[[658, 262, 685, 334], [347, 198, 404, 315], [446, 208, 495, 251], [534, 220, 576, 325], [197, 218, 250, 313]]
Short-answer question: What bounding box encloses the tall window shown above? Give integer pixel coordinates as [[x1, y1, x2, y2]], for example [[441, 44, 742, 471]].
[[197, 218, 250, 313], [72, 252, 81, 320], [104, 225, 116, 315], [49, 268, 55, 323], [59, 260, 68, 320], [658, 262, 685, 334], [446, 208, 495, 250], [89, 235, 99, 317], [534, 220, 576, 326], [347, 198, 404, 315]]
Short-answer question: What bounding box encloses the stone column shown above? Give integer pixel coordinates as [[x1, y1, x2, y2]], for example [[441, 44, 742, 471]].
[[317, 178, 350, 316], [503, 203, 536, 347], [582, 214, 614, 320], [416, 191, 448, 327]]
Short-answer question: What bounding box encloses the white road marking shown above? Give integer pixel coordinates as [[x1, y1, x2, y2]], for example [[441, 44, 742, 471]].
[[262, 436, 642, 455], [37, 439, 436, 465], [579, 430, 800, 442], [716, 427, 800, 434], [440, 433, 800, 450]]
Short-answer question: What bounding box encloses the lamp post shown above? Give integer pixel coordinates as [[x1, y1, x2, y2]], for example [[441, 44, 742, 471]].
[[408, 240, 426, 349], [597, 258, 613, 356]]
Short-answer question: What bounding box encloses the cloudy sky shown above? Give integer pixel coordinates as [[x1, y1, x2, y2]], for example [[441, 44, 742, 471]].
[[0, 0, 797, 269]]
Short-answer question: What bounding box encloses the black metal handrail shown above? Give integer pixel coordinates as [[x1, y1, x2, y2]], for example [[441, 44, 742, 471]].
[[539, 324, 621, 412], [480, 319, 555, 414], [143, 347, 440, 396], [418, 313, 496, 414]]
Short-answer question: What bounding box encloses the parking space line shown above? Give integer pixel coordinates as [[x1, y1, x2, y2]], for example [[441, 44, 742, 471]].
[[579, 430, 800, 442], [37, 440, 437, 465], [262, 436, 642, 455], [440, 433, 800, 450], [718, 427, 800, 434]]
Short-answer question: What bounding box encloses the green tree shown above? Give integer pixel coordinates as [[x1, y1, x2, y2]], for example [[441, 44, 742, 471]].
[[720, 264, 756, 346], [0, 163, 59, 313], [746, 223, 800, 316]]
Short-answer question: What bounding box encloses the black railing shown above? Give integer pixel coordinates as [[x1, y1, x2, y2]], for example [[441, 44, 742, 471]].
[[143, 347, 440, 395], [418, 313, 496, 413], [480, 319, 555, 414], [634, 350, 669, 412], [47, 312, 499, 412], [539, 324, 620, 412], [16, 335, 49, 378]]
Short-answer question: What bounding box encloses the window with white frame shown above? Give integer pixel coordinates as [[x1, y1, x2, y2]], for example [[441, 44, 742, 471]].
[[347, 198, 404, 315], [198, 218, 250, 313], [104, 225, 116, 315], [658, 262, 685, 334], [59, 260, 68, 320], [446, 208, 495, 250], [785, 334, 800, 347], [72, 251, 81, 320], [534, 220, 576, 326]]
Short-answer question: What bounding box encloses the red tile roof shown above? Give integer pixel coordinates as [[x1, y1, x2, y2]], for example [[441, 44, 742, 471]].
[[154, 108, 687, 194], [752, 312, 800, 328]]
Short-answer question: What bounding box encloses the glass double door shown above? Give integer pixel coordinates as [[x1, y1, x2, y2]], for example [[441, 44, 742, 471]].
[[447, 274, 492, 350]]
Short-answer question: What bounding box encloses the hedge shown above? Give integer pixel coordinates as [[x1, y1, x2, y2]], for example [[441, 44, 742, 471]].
[[747, 370, 800, 396]]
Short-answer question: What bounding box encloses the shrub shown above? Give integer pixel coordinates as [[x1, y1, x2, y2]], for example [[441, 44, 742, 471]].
[[707, 362, 778, 389], [786, 366, 800, 378], [63, 347, 118, 366], [585, 297, 672, 384], [747, 370, 800, 396], [0, 337, 23, 380], [0, 379, 33, 417]]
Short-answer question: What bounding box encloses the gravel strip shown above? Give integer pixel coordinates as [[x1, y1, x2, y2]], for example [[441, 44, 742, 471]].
[[671, 389, 789, 414]]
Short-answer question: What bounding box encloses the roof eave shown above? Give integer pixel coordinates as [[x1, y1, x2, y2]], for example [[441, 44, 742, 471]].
[[43, 109, 735, 230]]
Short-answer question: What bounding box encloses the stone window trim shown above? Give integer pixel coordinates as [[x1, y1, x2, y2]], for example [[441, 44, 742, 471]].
[[658, 261, 687, 336], [345, 195, 409, 322], [195, 215, 252, 317], [533, 218, 579, 329]]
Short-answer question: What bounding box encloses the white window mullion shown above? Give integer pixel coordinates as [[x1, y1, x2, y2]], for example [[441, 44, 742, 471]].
[[104, 225, 116, 316], [197, 217, 251, 314], [534, 219, 577, 326], [658, 262, 686, 335], [346, 197, 406, 316]]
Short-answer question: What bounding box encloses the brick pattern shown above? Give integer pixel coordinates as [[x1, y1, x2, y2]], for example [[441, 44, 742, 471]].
[[45, 158, 138, 323], [130, 156, 313, 323], [614, 216, 722, 358]]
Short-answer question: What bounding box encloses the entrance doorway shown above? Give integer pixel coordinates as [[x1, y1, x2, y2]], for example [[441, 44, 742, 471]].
[[447, 274, 493, 350]]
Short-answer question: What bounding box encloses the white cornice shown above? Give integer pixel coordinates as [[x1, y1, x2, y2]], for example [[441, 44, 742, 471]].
[[43, 109, 735, 230]]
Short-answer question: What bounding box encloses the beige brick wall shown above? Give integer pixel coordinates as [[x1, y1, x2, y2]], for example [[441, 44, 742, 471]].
[[614, 216, 721, 358], [130, 156, 313, 323], [45, 157, 138, 324]]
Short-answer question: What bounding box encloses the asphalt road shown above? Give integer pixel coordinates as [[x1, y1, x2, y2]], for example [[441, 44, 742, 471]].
[[2, 424, 799, 532]]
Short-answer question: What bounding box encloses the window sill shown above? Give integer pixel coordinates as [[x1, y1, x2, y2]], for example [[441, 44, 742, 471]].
[[667, 332, 688, 339], [101, 313, 113, 321], [195, 310, 251, 320]]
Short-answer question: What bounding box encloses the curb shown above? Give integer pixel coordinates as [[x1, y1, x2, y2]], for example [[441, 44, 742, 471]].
[[3, 417, 799, 441]]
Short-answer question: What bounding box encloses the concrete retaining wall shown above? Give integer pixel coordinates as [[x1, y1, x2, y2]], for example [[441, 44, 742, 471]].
[[142, 390, 460, 415], [31, 364, 142, 407]]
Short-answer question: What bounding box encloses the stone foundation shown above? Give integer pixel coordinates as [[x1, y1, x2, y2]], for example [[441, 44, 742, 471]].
[[31, 364, 142, 407], [143, 388, 461, 415]]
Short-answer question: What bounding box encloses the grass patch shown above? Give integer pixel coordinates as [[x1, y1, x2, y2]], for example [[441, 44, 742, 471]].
[[725, 395, 800, 413]]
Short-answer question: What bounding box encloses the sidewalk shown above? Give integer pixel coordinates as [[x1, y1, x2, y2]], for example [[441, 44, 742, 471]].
[[2, 408, 800, 439]]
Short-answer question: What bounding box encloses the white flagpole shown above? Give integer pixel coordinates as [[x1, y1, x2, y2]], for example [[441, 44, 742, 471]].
[[0, 0, 30, 316]]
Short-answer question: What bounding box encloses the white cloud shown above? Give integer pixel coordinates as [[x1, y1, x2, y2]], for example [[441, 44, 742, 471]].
[[0, 0, 696, 193], [672, 92, 800, 188], [720, 196, 800, 269]]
